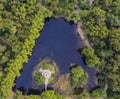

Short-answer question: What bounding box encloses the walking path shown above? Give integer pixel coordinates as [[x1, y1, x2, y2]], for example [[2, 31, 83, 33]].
[[77, 22, 91, 48], [104, 83, 108, 92], [89, 0, 94, 7], [39, 68, 51, 90], [0, 37, 11, 47]]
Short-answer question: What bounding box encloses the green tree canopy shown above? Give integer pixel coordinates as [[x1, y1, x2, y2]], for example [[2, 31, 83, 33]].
[[91, 88, 107, 98], [109, 29, 120, 52], [70, 66, 88, 88], [41, 90, 62, 99], [81, 48, 100, 67], [79, 91, 90, 99]]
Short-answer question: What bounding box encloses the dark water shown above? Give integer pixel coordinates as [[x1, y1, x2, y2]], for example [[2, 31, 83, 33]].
[[14, 18, 97, 94]]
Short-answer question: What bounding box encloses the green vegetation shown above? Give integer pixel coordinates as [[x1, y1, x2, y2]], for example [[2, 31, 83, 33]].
[[33, 58, 57, 85], [13, 90, 62, 99], [13, 90, 41, 99], [80, 0, 120, 98], [41, 90, 62, 99], [13, 91, 24, 99], [91, 88, 107, 98], [0, 0, 52, 98], [109, 29, 120, 52], [25, 95, 41, 99], [81, 48, 100, 67], [0, 0, 119, 99], [70, 66, 88, 88], [42, 0, 90, 23], [78, 91, 90, 99], [78, 88, 107, 99]]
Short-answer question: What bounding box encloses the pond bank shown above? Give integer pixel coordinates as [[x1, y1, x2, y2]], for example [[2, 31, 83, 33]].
[[76, 22, 91, 48], [14, 18, 97, 94], [52, 73, 73, 95]]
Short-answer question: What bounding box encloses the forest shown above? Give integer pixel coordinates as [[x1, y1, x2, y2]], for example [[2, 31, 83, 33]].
[[0, 0, 120, 99]]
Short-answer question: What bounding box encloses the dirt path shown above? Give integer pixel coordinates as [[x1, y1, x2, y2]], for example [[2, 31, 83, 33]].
[[89, 0, 94, 7], [104, 83, 108, 92], [0, 37, 11, 47], [77, 22, 91, 48], [9, 91, 15, 99], [65, 97, 78, 99], [38, 0, 42, 4], [39, 68, 51, 90]]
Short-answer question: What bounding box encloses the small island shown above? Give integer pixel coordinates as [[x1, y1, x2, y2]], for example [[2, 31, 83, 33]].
[[33, 58, 58, 90]]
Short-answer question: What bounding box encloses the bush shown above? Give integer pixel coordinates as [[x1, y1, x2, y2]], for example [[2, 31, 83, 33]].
[[41, 90, 62, 99], [70, 66, 88, 88]]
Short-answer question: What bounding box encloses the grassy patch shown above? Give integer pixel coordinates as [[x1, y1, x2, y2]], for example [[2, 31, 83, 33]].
[[52, 74, 73, 95]]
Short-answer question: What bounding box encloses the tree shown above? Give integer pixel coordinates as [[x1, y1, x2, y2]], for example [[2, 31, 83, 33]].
[[106, 14, 120, 28], [79, 91, 90, 99], [109, 29, 120, 52], [0, 0, 52, 97], [81, 0, 120, 98], [78, 0, 90, 10], [91, 7, 106, 26], [13, 90, 24, 99], [66, 10, 89, 23], [81, 48, 100, 67], [70, 66, 88, 88], [41, 90, 62, 99], [91, 88, 107, 98], [25, 95, 41, 99]]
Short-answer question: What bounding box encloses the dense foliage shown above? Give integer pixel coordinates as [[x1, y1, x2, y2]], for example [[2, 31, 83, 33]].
[[13, 91, 24, 99], [42, 0, 90, 23], [25, 95, 41, 99], [13, 90, 41, 99], [70, 66, 88, 88], [0, 0, 119, 99], [41, 90, 62, 99], [91, 88, 107, 98], [81, 48, 100, 67], [78, 91, 90, 99], [79, 88, 107, 99], [0, 0, 52, 98], [80, 0, 120, 98]]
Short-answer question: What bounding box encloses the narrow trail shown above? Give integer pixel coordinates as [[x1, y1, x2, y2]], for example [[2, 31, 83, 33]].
[[38, 0, 42, 4], [9, 91, 15, 99], [0, 37, 12, 47], [64, 95, 78, 99], [77, 22, 91, 48], [74, 8, 82, 13], [39, 68, 51, 90], [89, 0, 94, 7], [65, 97, 77, 99], [104, 83, 108, 92]]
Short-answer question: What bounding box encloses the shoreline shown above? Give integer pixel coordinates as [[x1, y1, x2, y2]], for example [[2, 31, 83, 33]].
[[76, 22, 91, 48]]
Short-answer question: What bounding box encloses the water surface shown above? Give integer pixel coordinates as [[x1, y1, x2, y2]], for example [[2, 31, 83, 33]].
[[14, 18, 97, 94]]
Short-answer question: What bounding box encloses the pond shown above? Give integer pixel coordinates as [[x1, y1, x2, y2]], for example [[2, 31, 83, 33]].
[[14, 18, 97, 94]]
